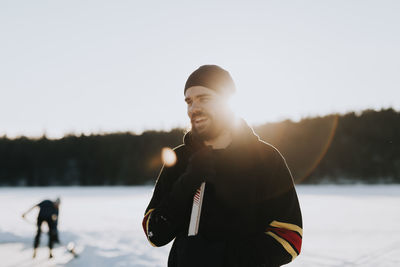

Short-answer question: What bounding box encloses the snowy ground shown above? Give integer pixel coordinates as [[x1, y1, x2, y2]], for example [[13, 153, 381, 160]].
[[0, 185, 400, 267]]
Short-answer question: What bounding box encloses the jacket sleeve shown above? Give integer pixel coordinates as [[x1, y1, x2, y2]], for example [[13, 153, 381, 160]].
[[142, 158, 193, 247], [235, 149, 303, 267], [142, 165, 178, 247]]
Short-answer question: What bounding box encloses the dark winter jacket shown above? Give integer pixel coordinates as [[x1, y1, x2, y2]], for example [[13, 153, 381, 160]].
[[143, 120, 302, 267]]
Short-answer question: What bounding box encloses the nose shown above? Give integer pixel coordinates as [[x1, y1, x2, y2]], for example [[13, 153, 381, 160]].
[[188, 101, 202, 118]]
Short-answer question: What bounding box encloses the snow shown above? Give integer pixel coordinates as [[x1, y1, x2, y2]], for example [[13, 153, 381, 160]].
[[1, 185, 400, 267]]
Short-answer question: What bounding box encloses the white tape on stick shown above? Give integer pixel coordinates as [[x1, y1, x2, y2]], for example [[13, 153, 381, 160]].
[[188, 182, 206, 236]]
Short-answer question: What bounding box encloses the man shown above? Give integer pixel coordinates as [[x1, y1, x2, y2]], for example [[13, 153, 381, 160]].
[[22, 197, 60, 258], [143, 65, 302, 267]]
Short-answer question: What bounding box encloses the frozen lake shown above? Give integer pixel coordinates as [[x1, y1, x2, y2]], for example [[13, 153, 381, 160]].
[[0, 185, 400, 267]]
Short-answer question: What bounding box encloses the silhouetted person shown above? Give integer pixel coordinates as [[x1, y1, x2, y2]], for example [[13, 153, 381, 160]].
[[143, 65, 303, 267], [22, 197, 60, 258]]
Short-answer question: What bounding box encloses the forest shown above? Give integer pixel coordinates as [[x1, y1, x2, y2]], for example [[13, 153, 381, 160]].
[[1, 108, 399, 186]]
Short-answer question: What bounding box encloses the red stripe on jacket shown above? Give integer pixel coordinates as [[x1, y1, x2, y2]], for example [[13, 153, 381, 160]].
[[267, 227, 302, 254]]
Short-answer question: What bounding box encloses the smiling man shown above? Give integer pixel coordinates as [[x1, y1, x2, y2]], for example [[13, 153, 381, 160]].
[[143, 65, 303, 267]]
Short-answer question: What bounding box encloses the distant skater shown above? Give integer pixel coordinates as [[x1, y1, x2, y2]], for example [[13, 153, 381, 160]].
[[22, 198, 61, 258]]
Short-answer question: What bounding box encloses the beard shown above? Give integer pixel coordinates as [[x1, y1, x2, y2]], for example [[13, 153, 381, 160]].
[[191, 111, 228, 142]]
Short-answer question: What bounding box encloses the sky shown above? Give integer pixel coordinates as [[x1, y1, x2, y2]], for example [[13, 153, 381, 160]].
[[1, 0, 399, 138]]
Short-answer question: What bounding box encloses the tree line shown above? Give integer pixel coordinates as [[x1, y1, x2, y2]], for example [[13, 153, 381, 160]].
[[1, 108, 399, 186]]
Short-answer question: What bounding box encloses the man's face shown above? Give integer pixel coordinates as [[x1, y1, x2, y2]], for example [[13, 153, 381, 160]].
[[184, 86, 230, 141]]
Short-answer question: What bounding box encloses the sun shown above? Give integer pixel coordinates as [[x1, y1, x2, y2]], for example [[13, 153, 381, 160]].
[[228, 92, 248, 122]]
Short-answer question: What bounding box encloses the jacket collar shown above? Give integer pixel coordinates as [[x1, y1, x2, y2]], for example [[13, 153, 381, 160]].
[[183, 118, 260, 153]]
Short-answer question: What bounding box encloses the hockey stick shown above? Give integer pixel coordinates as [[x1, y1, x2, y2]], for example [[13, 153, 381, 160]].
[[22, 215, 36, 226], [188, 182, 206, 236]]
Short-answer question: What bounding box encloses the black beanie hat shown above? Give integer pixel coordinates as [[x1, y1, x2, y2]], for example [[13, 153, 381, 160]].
[[184, 65, 236, 96]]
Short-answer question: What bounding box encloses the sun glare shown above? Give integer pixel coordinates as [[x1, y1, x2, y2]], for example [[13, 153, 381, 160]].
[[228, 93, 247, 121], [161, 147, 177, 167]]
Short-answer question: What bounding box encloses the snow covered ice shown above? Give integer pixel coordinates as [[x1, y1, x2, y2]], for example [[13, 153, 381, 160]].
[[1, 185, 400, 267], [0, 186, 170, 267]]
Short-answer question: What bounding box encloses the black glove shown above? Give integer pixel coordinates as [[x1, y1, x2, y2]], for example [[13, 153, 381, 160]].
[[186, 146, 216, 182], [167, 146, 216, 215]]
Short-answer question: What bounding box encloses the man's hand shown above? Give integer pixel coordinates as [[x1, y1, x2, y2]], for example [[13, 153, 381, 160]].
[[167, 146, 216, 215], [186, 146, 216, 181]]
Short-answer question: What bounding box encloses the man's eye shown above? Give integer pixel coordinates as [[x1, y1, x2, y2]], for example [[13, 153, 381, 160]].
[[200, 97, 210, 102]]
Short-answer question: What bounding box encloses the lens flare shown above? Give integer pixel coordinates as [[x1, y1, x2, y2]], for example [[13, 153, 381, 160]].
[[298, 115, 339, 183], [162, 147, 177, 167]]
